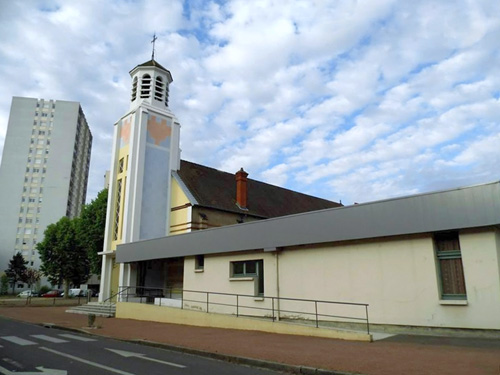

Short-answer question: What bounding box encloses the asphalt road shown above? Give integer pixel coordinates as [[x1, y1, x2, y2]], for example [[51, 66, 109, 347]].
[[0, 317, 281, 375]]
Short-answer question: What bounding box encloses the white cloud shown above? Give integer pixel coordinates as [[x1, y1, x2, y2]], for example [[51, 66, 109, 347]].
[[0, 0, 499, 207]]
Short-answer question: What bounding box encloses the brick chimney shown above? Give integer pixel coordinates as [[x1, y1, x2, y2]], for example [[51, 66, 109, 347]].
[[235, 168, 248, 209]]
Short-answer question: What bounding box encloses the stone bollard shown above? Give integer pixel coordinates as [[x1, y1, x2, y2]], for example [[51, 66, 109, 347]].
[[88, 314, 96, 327]]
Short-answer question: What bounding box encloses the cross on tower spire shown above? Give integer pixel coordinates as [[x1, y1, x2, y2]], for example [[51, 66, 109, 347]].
[[151, 33, 158, 60]]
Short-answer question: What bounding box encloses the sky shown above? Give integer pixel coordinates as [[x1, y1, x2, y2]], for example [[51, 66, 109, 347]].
[[0, 0, 499, 205]]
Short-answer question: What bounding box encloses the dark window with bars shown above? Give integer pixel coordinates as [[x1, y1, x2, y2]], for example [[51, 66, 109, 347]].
[[434, 232, 466, 300]]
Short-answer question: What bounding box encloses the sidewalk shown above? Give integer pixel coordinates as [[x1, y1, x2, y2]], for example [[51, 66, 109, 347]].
[[0, 305, 499, 375]]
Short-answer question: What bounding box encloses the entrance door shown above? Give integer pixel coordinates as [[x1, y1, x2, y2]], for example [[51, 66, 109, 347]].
[[166, 257, 184, 298]]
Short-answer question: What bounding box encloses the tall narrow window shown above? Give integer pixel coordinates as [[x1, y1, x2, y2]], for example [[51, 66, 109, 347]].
[[131, 77, 138, 101], [434, 232, 466, 300], [118, 158, 124, 173], [154, 76, 164, 101], [113, 179, 122, 241], [140, 74, 151, 98]]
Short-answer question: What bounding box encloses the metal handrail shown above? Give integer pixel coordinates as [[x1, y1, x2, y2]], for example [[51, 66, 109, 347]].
[[115, 285, 370, 334]]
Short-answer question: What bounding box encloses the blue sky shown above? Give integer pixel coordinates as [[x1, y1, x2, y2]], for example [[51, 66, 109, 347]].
[[0, 0, 499, 205]]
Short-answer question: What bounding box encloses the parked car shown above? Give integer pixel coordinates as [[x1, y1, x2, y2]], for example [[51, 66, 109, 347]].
[[17, 290, 38, 298], [61, 288, 88, 297], [41, 290, 62, 298]]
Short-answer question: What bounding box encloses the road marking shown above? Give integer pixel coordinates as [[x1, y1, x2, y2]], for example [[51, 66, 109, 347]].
[[31, 335, 68, 344], [0, 365, 67, 375], [58, 334, 96, 342], [106, 348, 186, 368], [0, 336, 36, 346], [39, 347, 136, 375]]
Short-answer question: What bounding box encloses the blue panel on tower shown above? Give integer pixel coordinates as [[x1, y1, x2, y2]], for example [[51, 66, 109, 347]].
[[139, 114, 172, 240]]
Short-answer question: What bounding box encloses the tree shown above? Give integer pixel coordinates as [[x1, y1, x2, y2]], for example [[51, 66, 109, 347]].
[[37, 216, 90, 298], [25, 268, 42, 291], [1, 274, 9, 295], [4, 252, 28, 294], [76, 188, 108, 275]]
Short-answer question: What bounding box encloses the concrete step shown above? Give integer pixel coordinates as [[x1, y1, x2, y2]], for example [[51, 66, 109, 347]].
[[66, 303, 116, 318]]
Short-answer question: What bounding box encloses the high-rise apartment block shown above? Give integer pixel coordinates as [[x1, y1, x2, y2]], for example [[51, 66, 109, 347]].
[[0, 97, 92, 283]]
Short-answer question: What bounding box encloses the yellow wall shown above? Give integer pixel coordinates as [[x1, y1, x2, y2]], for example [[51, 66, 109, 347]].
[[116, 302, 372, 342], [110, 259, 120, 300], [169, 178, 191, 235], [110, 144, 129, 251]]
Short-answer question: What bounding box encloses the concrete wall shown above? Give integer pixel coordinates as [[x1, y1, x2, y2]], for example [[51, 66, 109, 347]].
[[116, 302, 372, 342], [182, 228, 500, 330]]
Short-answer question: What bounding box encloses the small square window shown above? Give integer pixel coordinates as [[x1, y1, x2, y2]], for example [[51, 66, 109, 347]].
[[195, 255, 204, 270]]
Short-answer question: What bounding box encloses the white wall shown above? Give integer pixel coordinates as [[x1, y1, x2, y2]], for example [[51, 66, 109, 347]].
[[183, 228, 500, 329]]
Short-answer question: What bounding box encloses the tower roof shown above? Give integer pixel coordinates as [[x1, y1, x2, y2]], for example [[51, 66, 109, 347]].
[[129, 59, 173, 81]]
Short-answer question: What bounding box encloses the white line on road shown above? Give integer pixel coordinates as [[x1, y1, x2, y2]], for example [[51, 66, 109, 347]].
[[0, 336, 36, 346], [106, 348, 186, 368], [0, 365, 67, 375], [31, 335, 68, 344], [39, 347, 136, 375], [58, 334, 96, 342]]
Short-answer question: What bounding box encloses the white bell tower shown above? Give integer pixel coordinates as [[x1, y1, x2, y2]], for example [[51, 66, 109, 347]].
[[99, 48, 181, 301]]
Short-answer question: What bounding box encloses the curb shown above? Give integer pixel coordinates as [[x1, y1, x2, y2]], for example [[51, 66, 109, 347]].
[[41, 323, 360, 375]]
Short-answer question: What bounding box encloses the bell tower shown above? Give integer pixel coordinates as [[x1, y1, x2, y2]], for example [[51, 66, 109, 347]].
[[99, 50, 181, 301]]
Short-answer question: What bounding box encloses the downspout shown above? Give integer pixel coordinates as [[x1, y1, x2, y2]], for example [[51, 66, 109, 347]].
[[275, 250, 280, 321]]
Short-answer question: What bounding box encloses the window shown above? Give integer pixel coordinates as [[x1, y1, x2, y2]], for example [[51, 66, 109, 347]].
[[165, 85, 169, 106], [154, 76, 164, 101], [131, 76, 138, 101], [113, 179, 122, 240], [118, 158, 124, 173], [434, 232, 466, 300], [231, 259, 264, 295], [140, 74, 151, 98], [195, 255, 204, 271]]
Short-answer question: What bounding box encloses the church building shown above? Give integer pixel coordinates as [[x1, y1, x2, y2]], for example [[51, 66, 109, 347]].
[[98, 58, 341, 303], [98, 56, 500, 338]]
